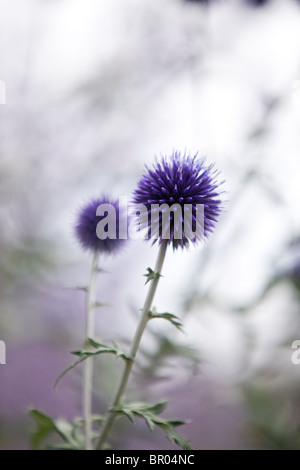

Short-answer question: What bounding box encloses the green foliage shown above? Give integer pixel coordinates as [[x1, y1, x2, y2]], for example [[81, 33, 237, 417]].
[[55, 339, 132, 388], [144, 267, 162, 285], [149, 308, 183, 331], [111, 401, 191, 450], [74, 338, 132, 361], [29, 409, 58, 450], [29, 409, 82, 450], [31, 256, 196, 451], [29, 409, 104, 450]]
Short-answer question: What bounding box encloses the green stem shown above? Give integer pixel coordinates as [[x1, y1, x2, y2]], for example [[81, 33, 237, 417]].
[[96, 240, 168, 450], [84, 251, 99, 450]]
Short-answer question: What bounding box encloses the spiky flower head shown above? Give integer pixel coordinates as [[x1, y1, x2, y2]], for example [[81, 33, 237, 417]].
[[74, 196, 127, 254], [133, 151, 223, 250]]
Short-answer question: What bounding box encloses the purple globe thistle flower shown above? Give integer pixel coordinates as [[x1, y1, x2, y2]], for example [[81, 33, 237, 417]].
[[133, 152, 224, 250], [74, 196, 127, 254]]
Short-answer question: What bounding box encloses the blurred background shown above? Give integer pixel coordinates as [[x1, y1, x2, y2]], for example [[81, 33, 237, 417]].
[[1, 0, 300, 450]]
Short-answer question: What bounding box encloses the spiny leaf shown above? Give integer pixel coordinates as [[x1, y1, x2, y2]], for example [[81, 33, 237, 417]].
[[72, 340, 132, 361], [112, 400, 167, 417], [144, 267, 162, 285], [30, 410, 106, 450], [134, 401, 168, 415], [111, 401, 191, 450], [55, 340, 132, 388], [29, 409, 84, 450], [149, 309, 183, 331]]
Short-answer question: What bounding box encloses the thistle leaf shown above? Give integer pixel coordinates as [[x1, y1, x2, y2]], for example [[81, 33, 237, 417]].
[[144, 267, 162, 285], [29, 408, 57, 450], [29, 409, 84, 450], [72, 340, 132, 361], [149, 309, 183, 331], [111, 401, 191, 450], [55, 340, 132, 388]]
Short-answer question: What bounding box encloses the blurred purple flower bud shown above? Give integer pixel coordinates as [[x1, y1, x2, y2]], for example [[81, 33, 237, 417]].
[[74, 196, 127, 254]]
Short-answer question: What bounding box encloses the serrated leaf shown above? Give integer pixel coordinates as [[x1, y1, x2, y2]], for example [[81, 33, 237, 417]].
[[72, 340, 132, 361], [149, 310, 183, 331], [111, 401, 191, 450], [29, 409, 84, 450], [144, 267, 162, 285], [55, 340, 132, 388], [135, 401, 168, 415], [112, 400, 167, 416]]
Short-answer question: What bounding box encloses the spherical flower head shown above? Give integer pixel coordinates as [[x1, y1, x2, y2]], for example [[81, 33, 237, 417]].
[[133, 151, 224, 250], [74, 196, 127, 254]]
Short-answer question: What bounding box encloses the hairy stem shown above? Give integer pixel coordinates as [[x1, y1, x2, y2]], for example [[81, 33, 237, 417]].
[[84, 251, 99, 450], [96, 240, 168, 450]]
